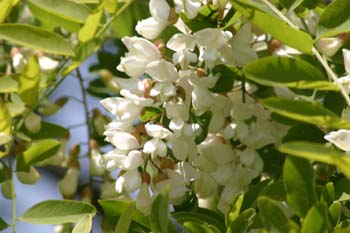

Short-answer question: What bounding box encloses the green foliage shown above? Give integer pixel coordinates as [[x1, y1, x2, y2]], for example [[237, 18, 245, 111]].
[[317, 0, 350, 38], [19, 200, 96, 224], [230, 0, 313, 53], [243, 56, 337, 91], [0, 24, 74, 56], [261, 97, 350, 129], [283, 157, 317, 217], [16, 139, 60, 171]]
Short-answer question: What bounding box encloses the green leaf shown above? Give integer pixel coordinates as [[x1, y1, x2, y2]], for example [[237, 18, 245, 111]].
[[210, 65, 239, 93], [258, 196, 299, 233], [301, 204, 327, 233], [0, 76, 18, 93], [0, 101, 12, 158], [243, 56, 336, 91], [321, 182, 334, 207], [17, 139, 61, 172], [18, 55, 40, 107], [0, 0, 14, 23], [241, 179, 271, 211], [150, 187, 169, 233], [230, 0, 313, 53], [114, 202, 135, 233], [283, 157, 317, 218], [317, 0, 350, 38], [28, 0, 91, 32], [21, 121, 69, 140], [282, 123, 325, 143], [172, 208, 225, 233], [226, 192, 244, 225], [61, 38, 102, 77], [227, 209, 256, 233], [99, 200, 150, 228], [278, 141, 350, 177], [140, 106, 163, 123], [0, 217, 8, 231], [104, 0, 118, 13], [19, 200, 96, 224], [72, 214, 93, 233], [329, 202, 341, 227], [261, 97, 350, 129], [183, 221, 218, 233], [0, 24, 74, 56], [193, 111, 212, 144], [78, 8, 103, 43]]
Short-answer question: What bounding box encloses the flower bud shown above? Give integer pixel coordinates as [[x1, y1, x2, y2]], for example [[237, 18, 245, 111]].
[[24, 112, 41, 134], [17, 166, 41, 184], [69, 144, 80, 157], [1, 179, 12, 199], [58, 167, 80, 198], [81, 186, 93, 203]]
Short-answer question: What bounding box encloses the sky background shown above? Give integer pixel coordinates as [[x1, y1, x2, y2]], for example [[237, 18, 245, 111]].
[[0, 43, 115, 232]]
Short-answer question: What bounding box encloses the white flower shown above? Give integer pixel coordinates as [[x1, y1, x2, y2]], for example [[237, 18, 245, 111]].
[[316, 37, 343, 57], [136, 0, 170, 39], [229, 24, 258, 66], [146, 60, 178, 82], [154, 169, 188, 205], [11, 49, 27, 72], [39, 56, 59, 71], [343, 49, 350, 74], [143, 124, 172, 158], [195, 171, 218, 198], [115, 169, 141, 193], [324, 129, 350, 151], [109, 132, 140, 151], [117, 37, 161, 78], [174, 0, 202, 19], [167, 33, 198, 68]]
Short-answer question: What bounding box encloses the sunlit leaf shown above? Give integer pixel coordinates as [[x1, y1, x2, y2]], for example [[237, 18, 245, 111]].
[[261, 97, 350, 129], [279, 141, 350, 177], [243, 56, 336, 91], [72, 214, 93, 233], [0, 24, 74, 56]]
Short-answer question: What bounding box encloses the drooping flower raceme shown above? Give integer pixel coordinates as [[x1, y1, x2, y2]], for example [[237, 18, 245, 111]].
[[100, 0, 290, 215]]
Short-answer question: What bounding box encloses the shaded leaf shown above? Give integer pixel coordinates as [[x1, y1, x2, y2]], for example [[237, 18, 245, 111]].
[[317, 0, 350, 38], [283, 157, 317, 218], [19, 200, 96, 224], [114, 202, 135, 233], [227, 208, 256, 233], [150, 187, 169, 233], [0, 76, 18, 93], [258, 196, 299, 233], [301, 204, 327, 233]]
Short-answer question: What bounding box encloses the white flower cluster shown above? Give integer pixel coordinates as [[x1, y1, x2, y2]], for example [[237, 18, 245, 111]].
[[101, 0, 288, 214]]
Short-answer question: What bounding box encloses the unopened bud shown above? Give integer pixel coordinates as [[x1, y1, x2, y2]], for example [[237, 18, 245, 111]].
[[1, 180, 12, 199], [89, 140, 99, 150], [339, 33, 349, 43], [17, 166, 41, 184], [81, 186, 93, 203], [142, 79, 152, 99], [100, 69, 113, 82], [55, 97, 68, 107], [69, 144, 80, 157], [154, 40, 167, 56]]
